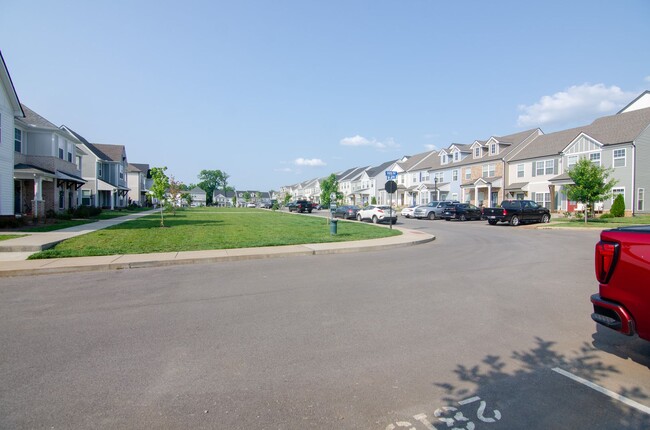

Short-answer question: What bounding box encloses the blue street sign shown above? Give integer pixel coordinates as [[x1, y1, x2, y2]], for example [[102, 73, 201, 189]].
[[385, 170, 398, 180]]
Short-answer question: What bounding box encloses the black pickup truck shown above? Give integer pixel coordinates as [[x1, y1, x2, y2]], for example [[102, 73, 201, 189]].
[[482, 200, 551, 226]]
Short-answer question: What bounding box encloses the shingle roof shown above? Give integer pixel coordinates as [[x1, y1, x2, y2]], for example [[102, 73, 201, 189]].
[[398, 150, 437, 171], [18, 104, 59, 130], [365, 159, 398, 177], [128, 163, 149, 173], [93, 143, 126, 162], [510, 107, 650, 162]]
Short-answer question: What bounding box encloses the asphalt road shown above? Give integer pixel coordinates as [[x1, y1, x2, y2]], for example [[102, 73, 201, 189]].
[[1, 217, 649, 429]]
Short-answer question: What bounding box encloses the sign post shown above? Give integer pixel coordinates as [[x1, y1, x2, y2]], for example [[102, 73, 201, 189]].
[[384, 180, 397, 230]]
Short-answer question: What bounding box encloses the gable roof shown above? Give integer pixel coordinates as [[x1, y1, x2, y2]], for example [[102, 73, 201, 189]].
[[510, 107, 650, 161], [61, 126, 114, 160], [93, 143, 126, 162], [17, 104, 59, 131], [128, 163, 149, 173], [365, 159, 399, 178], [0, 50, 24, 117], [618, 90, 650, 113]]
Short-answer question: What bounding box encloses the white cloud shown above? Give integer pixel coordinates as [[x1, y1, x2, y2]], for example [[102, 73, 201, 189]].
[[294, 158, 326, 167], [424, 144, 439, 151], [517, 84, 636, 128], [339, 135, 400, 151]]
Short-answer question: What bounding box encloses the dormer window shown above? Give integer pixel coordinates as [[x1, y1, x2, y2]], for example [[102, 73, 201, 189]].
[[490, 143, 497, 155], [441, 154, 448, 165], [474, 147, 481, 158], [453, 151, 460, 162]]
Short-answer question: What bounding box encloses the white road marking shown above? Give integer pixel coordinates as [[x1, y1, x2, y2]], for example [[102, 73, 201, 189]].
[[552, 367, 650, 415]]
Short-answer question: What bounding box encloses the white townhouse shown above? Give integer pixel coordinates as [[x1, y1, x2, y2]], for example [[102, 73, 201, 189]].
[[337, 167, 367, 205], [213, 189, 236, 207], [397, 150, 437, 207], [0, 50, 24, 218], [14, 106, 86, 217], [62, 127, 129, 209], [301, 178, 321, 203], [354, 159, 399, 206], [509, 105, 650, 215], [127, 163, 150, 206], [188, 186, 207, 207]]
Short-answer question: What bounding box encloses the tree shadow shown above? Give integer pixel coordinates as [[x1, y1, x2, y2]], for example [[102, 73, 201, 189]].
[[397, 337, 650, 430]]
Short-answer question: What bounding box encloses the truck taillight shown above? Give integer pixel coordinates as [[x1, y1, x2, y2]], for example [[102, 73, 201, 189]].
[[595, 241, 619, 284], [502, 209, 507, 216]]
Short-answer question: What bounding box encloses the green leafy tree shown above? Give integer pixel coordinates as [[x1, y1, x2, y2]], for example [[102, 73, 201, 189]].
[[320, 174, 343, 206], [371, 196, 377, 205], [243, 191, 251, 203], [565, 158, 617, 223], [149, 166, 170, 227], [283, 193, 292, 206], [610, 193, 625, 217], [198, 169, 229, 205]]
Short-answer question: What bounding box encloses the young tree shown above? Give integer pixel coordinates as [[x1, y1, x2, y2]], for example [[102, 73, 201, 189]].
[[565, 158, 617, 223], [168, 175, 184, 215], [610, 194, 625, 217], [320, 173, 343, 206], [149, 166, 170, 227]]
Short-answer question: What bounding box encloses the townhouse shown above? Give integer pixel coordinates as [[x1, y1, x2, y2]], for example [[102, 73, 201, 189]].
[[127, 163, 151, 206], [62, 127, 129, 209], [214, 189, 236, 207], [188, 186, 207, 206], [0, 51, 23, 218]]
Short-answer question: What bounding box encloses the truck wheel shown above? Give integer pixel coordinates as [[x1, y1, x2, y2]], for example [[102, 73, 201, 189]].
[[510, 215, 520, 226], [541, 214, 550, 223], [459, 214, 467, 221], [488, 219, 498, 225], [428, 212, 435, 220]]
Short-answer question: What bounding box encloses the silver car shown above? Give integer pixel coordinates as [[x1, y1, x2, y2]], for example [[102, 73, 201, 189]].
[[413, 201, 458, 220]]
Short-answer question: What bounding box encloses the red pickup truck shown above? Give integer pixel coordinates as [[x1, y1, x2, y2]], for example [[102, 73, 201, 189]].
[[591, 226, 650, 341]]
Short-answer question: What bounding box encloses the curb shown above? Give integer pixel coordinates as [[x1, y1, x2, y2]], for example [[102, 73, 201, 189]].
[[0, 227, 435, 277]]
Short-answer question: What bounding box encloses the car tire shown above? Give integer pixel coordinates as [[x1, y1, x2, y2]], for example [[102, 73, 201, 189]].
[[428, 212, 435, 220], [372, 216, 379, 224], [357, 214, 362, 221], [444, 218, 450, 221], [488, 219, 498, 225], [541, 214, 550, 223], [459, 214, 467, 221], [510, 215, 520, 226]]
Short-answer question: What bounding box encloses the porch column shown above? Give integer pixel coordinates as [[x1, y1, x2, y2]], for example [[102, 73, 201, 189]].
[[487, 183, 492, 206], [32, 175, 45, 219], [474, 186, 479, 206], [549, 184, 556, 212], [111, 189, 116, 210]]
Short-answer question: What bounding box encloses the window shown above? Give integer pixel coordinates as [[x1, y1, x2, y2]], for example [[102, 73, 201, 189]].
[[545, 160, 554, 175], [452, 170, 458, 181], [567, 155, 578, 169], [82, 190, 91, 206], [442, 154, 448, 164], [590, 152, 601, 165], [58, 148, 64, 159], [533, 192, 551, 209], [464, 168, 471, 180], [490, 143, 498, 155], [613, 149, 626, 167], [14, 128, 22, 152], [97, 163, 103, 177], [412, 174, 417, 184], [482, 164, 495, 178], [638, 188, 645, 212], [517, 164, 524, 178], [535, 161, 545, 176], [67, 149, 73, 163], [454, 151, 460, 161], [612, 187, 624, 203]]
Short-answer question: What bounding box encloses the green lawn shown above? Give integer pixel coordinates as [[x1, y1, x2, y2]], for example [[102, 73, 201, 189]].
[[19, 207, 151, 232], [0, 234, 26, 241], [29, 208, 401, 259], [549, 214, 650, 228]]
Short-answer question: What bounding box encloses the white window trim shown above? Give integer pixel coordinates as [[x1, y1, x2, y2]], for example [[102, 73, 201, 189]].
[[638, 188, 645, 212], [613, 148, 626, 168], [611, 187, 625, 203], [474, 147, 481, 158], [517, 163, 524, 178]]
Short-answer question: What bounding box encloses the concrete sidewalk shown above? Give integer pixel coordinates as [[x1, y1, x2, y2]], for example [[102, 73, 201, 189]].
[[0, 211, 435, 277]]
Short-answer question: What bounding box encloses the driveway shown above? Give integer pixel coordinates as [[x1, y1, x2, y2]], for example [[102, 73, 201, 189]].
[[1, 219, 649, 429]]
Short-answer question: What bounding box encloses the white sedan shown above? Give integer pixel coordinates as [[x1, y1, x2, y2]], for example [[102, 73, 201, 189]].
[[401, 205, 418, 218]]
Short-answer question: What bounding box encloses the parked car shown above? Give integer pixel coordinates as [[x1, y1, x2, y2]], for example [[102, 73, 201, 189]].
[[413, 201, 459, 220], [357, 205, 397, 224], [441, 203, 482, 221], [590, 226, 650, 341], [246, 202, 257, 208], [288, 200, 313, 213], [482, 200, 551, 226], [333, 205, 361, 220], [401, 205, 418, 218]]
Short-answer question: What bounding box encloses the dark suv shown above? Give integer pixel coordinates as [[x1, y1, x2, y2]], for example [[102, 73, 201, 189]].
[[441, 203, 482, 221], [289, 200, 313, 213]]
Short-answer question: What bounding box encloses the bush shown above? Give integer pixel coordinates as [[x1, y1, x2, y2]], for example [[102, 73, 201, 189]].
[[73, 205, 102, 218], [610, 194, 625, 217], [0, 216, 26, 229], [599, 213, 614, 219]]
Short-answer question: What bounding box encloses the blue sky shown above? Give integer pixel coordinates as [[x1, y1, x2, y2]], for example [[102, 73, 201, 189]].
[[2, 0, 649, 191]]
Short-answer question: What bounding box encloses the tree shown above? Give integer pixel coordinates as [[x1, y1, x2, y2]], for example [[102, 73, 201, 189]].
[[564, 158, 617, 223], [243, 191, 251, 203], [610, 194, 625, 217], [283, 193, 292, 206], [149, 167, 170, 227], [168, 175, 184, 215], [320, 173, 343, 206], [198, 169, 229, 205]]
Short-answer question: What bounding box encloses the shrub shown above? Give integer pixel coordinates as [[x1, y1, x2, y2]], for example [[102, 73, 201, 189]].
[[599, 213, 614, 219], [610, 194, 625, 217], [73, 205, 102, 218]]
